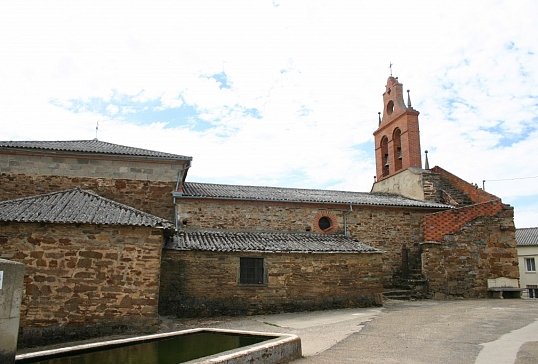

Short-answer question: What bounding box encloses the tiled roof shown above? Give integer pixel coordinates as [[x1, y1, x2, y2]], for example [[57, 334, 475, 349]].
[[516, 227, 538, 246], [0, 140, 192, 161], [179, 182, 451, 209], [165, 230, 383, 254], [0, 188, 173, 228]]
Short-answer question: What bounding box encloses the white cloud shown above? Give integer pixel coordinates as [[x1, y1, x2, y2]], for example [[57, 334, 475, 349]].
[[1, 0, 537, 227]]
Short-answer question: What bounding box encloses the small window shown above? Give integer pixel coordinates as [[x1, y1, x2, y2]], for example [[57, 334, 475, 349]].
[[240, 258, 265, 285], [525, 258, 536, 272], [313, 211, 338, 234], [318, 216, 332, 231]]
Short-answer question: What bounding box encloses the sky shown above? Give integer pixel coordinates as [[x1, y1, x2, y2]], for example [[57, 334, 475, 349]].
[[1, 1, 537, 228]]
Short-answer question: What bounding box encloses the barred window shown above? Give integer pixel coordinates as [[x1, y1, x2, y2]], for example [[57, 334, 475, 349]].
[[240, 258, 265, 285]]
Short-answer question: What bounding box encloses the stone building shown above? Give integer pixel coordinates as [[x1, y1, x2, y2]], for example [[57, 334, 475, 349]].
[[0, 139, 192, 221], [159, 230, 384, 317], [0, 75, 520, 345], [0, 188, 173, 347]]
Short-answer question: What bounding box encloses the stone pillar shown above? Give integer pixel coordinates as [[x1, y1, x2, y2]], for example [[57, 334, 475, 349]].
[[0, 259, 25, 364]]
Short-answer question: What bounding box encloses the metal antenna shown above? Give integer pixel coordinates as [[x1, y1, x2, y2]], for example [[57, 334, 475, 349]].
[[95, 121, 99, 141]]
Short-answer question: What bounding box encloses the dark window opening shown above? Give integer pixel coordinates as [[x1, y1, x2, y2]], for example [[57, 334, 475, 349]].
[[240, 258, 265, 285], [318, 216, 332, 231], [528, 285, 538, 299], [386, 100, 394, 115]]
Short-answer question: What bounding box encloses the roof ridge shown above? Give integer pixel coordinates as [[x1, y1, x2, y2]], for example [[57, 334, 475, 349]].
[[0, 139, 192, 160], [185, 181, 369, 195]]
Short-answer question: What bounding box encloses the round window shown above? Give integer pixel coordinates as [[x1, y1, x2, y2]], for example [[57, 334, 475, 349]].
[[318, 216, 332, 231], [313, 211, 338, 234]]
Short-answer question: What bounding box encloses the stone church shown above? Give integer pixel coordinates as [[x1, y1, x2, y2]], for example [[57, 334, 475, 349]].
[[0, 76, 519, 347]]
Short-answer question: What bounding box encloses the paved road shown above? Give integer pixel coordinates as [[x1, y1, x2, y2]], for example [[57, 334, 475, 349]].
[[21, 299, 538, 363], [163, 299, 538, 363]]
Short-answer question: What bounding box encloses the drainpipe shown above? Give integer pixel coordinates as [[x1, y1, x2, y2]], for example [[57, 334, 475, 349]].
[[173, 164, 190, 231], [343, 204, 353, 236]]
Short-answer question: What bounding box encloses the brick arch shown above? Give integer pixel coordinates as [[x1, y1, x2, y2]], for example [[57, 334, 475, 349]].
[[313, 211, 338, 234], [392, 128, 402, 172], [380, 136, 389, 177]]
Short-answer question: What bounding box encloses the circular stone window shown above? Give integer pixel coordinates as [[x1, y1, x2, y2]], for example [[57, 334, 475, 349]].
[[386, 100, 394, 115], [313, 211, 338, 234]]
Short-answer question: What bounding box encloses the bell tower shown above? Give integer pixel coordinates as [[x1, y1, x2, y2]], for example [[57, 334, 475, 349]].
[[373, 76, 422, 181]]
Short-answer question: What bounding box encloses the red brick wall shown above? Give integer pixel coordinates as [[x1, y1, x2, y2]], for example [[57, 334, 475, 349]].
[[430, 166, 498, 203], [423, 200, 504, 242]]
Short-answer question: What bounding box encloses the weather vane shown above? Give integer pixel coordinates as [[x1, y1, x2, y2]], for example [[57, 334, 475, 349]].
[[389, 62, 393, 76]]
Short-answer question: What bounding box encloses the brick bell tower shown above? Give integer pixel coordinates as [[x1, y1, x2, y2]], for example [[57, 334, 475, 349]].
[[373, 76, 422, 181]]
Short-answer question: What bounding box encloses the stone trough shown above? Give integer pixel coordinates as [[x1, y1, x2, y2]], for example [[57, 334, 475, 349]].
[[15, 328, 302, 364]]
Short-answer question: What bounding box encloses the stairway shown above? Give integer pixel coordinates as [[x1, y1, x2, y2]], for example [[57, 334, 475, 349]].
[[383, 270, 429, 301], [438, 178, 474, 206]]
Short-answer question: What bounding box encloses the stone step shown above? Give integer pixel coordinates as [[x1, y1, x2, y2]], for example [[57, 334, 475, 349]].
[[383, 289, 412, 301], [438, 179, 474, 206]]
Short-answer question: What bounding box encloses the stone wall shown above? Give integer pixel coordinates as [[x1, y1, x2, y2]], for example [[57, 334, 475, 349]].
[[343, 207, 428, 283], [0, 222, 164, 348], [421, 205, 518, 299], [159, 250, 383, 317], [371, 168, 427, 201], [0, 174, 176, 220], [0, 151, 186, 182], [176, 198, 433, 283]]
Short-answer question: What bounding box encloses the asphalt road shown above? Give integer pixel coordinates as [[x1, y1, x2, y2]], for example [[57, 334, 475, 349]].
[[163, 298, 538, 363]]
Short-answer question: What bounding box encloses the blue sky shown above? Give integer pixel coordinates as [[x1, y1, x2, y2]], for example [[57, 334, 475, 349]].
[[1, 1, 537, 227]]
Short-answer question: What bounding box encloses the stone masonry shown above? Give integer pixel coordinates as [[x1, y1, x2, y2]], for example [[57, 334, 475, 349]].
[[0, 222, 164, 348], [159, 250, 383, 317], [177, 198, 433, 284], [0, 150, 186, 182], [422, 205, 518, 299], [0, 174, 176, 221]]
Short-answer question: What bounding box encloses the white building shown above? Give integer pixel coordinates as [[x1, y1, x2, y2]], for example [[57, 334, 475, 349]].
[[516, 227, 538, 298]]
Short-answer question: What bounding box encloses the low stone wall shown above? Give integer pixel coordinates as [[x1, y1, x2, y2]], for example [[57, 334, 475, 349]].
[[0, 173, 176, 220], [159, 250, 383, 317], [421, 206, 518, 299], [0, 222, 164, 348]]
